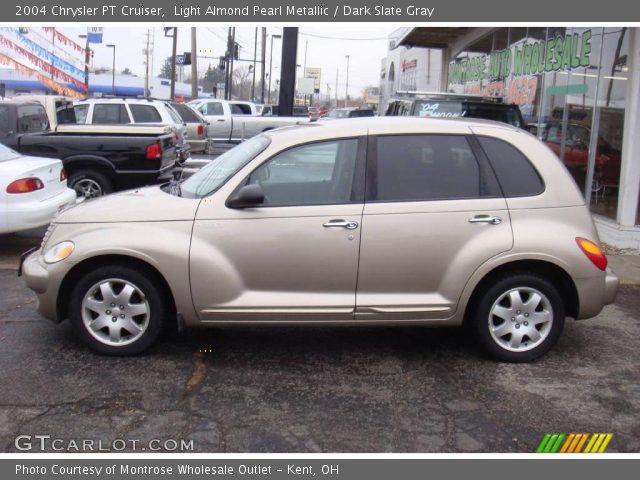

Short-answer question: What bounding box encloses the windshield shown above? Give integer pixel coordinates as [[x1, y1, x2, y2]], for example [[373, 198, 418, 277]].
[[180, 135, 271, 198], [0, 143, 21, 162], [412, 100, 523, 128]]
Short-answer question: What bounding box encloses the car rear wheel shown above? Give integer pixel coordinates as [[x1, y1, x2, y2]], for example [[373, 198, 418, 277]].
[[68, 170, 113, 198], [471, 273, 565, 362], [69, 265, 165, 355]]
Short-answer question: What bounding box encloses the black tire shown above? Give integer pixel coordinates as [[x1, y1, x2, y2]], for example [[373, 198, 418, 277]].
[[69, 265, 166, 355], [470, 273, 565, 362], [68, 170, 113, 198]]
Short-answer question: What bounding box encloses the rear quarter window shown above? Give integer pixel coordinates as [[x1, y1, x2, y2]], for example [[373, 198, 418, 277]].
[[477, 136, 544, 197], [129, 104, 163, 123]]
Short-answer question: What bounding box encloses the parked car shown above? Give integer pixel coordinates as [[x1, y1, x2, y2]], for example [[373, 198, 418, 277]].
[[0, 142, 76, 234], [20, 117, 618, 361], [385, 93, 526, 129], [74, 97, 190, 161], [12, 124, 180, 198], [327, 108, 375, 119], [0, 100, 50, 150], [169, 102, 213, 154], [188, 99, 309, 143]]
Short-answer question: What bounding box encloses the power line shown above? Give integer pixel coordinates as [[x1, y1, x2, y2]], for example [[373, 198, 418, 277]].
[[299, 31, 388, 41]]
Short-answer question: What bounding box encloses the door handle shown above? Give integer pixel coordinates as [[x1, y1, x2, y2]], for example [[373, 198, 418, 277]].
[[323, 219, 359, 230], [468, 215, 502, 225], [216, 118, 225, 122]]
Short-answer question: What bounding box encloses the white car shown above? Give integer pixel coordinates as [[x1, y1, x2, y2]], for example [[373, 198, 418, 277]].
[[73, 97, 190, 160], [0, 143, 76, 234]]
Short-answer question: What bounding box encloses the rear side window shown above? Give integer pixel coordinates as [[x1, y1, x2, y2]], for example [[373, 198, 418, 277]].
[[129, 104, 162, 123], [372, 135, 500, 202], [92, 104, 129, 124], [16, 105, 48, 133], [477, 136, 544, 197], [230, 103, 252, 115], [172, 103, 200, 123]]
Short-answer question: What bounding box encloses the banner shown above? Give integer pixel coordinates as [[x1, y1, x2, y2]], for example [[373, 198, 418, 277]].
[[0, 52, 85, 98], [42, 26, 87, 54], [0, 34, 87, 91], [11, 29, 86, 78]]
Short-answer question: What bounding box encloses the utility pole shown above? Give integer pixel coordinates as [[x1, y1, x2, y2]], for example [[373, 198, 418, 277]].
[[345, 55, 350, 108], [260, 28, 266, 103], [191, 27, 198, 99], [228, 27, 236, 100], [278, 27, 298, 116], [251, 27, 257, 102], [335, 69, 338, 108], [169, 27, 178, 100], [144, 29, 151, 97], [224, 27, 231, 100]]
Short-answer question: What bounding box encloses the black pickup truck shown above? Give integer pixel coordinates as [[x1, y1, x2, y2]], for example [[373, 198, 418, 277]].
[[13, 124, 180, 197]]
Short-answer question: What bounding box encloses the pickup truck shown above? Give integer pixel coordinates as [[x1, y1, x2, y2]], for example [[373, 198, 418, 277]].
[[12, 124, 180, 198], [188, 99, 309, 144], [0, 99, 50, 150]]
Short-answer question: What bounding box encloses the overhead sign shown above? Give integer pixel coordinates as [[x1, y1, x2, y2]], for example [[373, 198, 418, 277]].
[[175, 52, 192, 66]]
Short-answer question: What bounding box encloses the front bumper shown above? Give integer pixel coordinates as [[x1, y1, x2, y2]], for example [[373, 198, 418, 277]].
[[20, 250, 59, 322]]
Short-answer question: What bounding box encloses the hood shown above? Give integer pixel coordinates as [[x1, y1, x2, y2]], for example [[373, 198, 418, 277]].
[[56, 186, 199, 224]]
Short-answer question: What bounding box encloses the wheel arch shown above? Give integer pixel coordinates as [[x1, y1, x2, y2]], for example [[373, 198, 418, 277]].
[[462, 259, 579, 325], [57, 254, 177, 323]]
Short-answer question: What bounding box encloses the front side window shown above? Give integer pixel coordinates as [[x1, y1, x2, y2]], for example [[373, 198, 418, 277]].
[[16, 105, 48, 133], [92, 104, 130, 124], [372, 135, 498, 202], [74, 104, 89, 123], [200, 102, 223, 116], [247, 139, 360, 206], [129, 104, 162, 123]]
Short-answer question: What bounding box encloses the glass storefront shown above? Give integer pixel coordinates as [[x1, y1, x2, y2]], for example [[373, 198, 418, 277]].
[[448, 27, 629, 222]]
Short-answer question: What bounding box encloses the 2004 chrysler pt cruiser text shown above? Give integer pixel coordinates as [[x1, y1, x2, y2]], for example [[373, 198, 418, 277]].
[[20, 117, 618, 362]]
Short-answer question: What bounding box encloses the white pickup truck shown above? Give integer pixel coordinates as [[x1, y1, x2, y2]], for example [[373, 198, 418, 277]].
[[188, 99, 309, 144]]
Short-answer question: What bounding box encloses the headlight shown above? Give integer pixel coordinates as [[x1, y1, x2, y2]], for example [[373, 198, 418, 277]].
[[43, 241, 75, 264]]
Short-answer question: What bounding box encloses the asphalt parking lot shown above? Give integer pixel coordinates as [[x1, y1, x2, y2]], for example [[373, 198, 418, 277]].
[[1, 231, 639, 453]]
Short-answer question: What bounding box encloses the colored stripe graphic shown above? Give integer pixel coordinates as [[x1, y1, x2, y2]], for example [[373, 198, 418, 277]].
[[537, 433, 612, 453]]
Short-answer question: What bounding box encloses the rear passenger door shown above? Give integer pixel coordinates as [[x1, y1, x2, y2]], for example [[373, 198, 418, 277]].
[[355, 134, 513, 321]]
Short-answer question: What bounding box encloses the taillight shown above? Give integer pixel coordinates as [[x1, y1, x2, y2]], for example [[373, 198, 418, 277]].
[[576, 237, 608, 271], [60, 168, 67, 181], [6, 178, 44, 194], [197, 124, 204, 136], [146, 143, 162, 160]]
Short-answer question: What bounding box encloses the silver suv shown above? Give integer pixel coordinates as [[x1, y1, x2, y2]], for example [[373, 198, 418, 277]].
[[21, 117, 618, 362]]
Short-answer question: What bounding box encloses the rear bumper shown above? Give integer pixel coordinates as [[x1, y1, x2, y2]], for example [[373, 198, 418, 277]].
[[188, 138, 209, 153], [575, 268, 619, 319], [1, 188, 76, 234]]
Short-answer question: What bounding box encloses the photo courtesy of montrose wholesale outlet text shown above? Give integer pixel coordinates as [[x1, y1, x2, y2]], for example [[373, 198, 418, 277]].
[[0, 0, 639, 479]]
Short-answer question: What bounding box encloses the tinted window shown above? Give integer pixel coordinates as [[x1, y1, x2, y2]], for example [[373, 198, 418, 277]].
[[74, 104, 89, 123], [164, 104, 183, 123], [201, 102, 223, 116], [129, 104, 162, 123], [373, 135, 497, 202], [478, 136, 544, 197], [230, 103, 252, 115], [247, 139, 359, 206], [92, 104, 129, 124], [348, 109, 374, 118], [171, 103, 201, 123], [16, 105, 48, 132], [412, 100, 523, 128], [56, 101, 77, 124], [0, 106, 9, 137]]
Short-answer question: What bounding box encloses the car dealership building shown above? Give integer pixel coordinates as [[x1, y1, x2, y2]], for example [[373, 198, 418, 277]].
[[394, 27, 640, 249]]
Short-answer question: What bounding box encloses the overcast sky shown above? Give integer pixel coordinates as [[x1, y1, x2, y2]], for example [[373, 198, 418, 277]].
[[56, 26, 392, 97]]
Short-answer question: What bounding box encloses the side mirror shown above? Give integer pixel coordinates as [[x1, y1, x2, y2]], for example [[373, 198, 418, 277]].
[[227, 184, 265, 209]]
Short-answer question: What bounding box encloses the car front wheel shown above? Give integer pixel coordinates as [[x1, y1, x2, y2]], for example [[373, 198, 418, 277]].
[[471, 273, 565, 362], [69, 265, 165, 355]]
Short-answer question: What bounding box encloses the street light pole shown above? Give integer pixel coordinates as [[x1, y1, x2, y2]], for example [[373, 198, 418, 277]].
[[106, 44, 116, 95], [345, 55, 350, 108], [267, 34, 281, 104]]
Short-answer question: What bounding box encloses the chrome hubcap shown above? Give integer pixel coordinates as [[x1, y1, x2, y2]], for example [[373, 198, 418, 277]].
[[73, 179, 102, 198], [488, 287, 553, 352], [81, 279, 150, 346]]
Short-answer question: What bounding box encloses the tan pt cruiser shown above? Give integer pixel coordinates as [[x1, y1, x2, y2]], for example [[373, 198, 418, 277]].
[[21, 117, 619, 362]]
